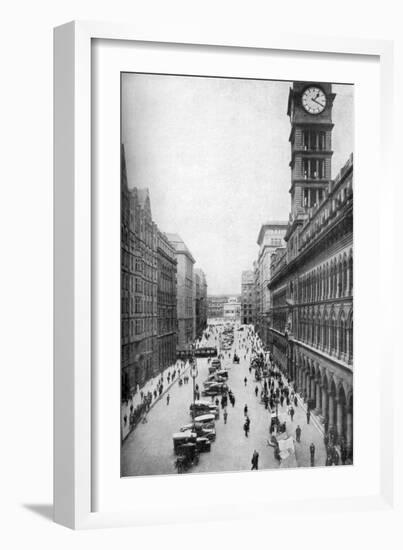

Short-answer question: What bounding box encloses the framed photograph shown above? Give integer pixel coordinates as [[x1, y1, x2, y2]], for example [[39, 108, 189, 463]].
[[54, 21, 394, 529]]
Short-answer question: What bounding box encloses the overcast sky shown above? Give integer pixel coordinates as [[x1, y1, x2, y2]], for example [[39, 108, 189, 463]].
[[122, 74, 353, 295]]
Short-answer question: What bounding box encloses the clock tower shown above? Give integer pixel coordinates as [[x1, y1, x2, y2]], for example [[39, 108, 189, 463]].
[[287, 82, 335, 217]]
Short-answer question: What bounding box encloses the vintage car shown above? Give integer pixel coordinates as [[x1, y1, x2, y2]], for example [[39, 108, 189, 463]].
[[193, 413, 215, 429], [180, 422, 216, 441], [215, 369, 229, 379], [201, 383, 228, 397], [174, 442, 199, 473], [173, 431, 197, 453], [196, 437, 211, 453], [190, 401, 219, 419]]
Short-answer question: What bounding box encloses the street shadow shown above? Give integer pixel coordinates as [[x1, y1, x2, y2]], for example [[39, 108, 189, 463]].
[[23, 503, 53, 522]]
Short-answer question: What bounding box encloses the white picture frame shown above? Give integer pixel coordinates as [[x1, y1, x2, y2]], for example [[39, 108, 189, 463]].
[[54, 21, 395, 529]]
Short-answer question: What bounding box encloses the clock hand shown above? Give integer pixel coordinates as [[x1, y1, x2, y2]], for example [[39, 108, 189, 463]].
[[312, 97, 325, 107]]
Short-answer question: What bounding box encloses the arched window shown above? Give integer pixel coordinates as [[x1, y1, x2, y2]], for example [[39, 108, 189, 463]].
[[311, 310, 315, 344], [316, 310, 321, 347], [348, 251, 353, 295], [338, 257, 343, 297], [339, 310, 346, 357], [347, 310, 353, 361], [323, 309, 328, 349], [320, 266, 323, 300], [330, 310, 337, 354], [342, 253, 348, 297], [333, 261, 337, 298]]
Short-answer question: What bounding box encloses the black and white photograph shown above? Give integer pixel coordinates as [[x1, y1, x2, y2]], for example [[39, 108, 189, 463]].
[[120, 74, 354, 477]]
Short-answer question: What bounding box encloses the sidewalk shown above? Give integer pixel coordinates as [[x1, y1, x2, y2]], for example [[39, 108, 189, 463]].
[[274, 374, 327, 468], [121, 360, 190, 441]]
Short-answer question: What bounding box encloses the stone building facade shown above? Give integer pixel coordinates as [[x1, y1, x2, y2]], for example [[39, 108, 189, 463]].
[[207, 295, 227, 319], [253, 261, 260, 332], [254, 222, 287, 345], [241, 270, 254, 324], [223, 296, 241, 321], [268, 82, 353, 459], [166, 234, 195, 352], [156, 230, 177, 372], [121, 145, 177, 400], [194, 268, 208, 339]]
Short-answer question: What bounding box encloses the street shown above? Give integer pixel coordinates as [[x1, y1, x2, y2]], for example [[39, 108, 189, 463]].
[[121, 325, 326, 477]]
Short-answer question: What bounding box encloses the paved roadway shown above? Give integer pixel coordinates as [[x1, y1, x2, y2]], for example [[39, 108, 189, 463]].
[[121, 326, 326, 477]]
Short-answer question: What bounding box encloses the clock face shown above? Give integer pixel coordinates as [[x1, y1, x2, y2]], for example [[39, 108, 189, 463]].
[[301, 86, 326, 114]]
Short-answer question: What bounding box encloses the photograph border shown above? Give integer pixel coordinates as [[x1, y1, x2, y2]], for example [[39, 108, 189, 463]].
[[54, 20, 394, 529]]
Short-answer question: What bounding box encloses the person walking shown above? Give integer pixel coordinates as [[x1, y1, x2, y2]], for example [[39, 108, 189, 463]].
[[295, 425, 301, 443], [306, 409, 311, 424], [290, 406, 295, 422], [244, 376, 248, 386], [251, 450, 259, 470], [243, 420, 249, 437], [310, 442, 315, 466], [255, 386, 259, 397], [244, 404, 248, 416], [294, 395, 298, 407], [223, 409, 228, 424]]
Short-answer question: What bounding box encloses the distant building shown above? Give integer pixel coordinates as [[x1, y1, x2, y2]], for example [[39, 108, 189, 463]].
[[241, 270, 254, 324], [207, 295, 228, 319], [207, 295, 240, 321], [254, 222, 288, 346], [166, 234, 195, 352], [194, 268, 208, 339], [223, 296, 241, 321]]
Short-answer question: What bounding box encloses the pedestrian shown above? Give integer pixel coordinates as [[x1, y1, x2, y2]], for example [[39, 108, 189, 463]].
[[244, 420, 249, 437], [290, 406, 295, 421], [166, 394, 170, 405], [306, 409, 311, 424], [215, 397, 219, 407], [244, 377, 247, 386], [251, 450, 259, 470], [223, 410, 228, 424], [310, 442, 315, 466], [244, 404, 248, 416], [296, 425, 301, 443], [294, 395, 298, 407], [255, 386, 259, 397]]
